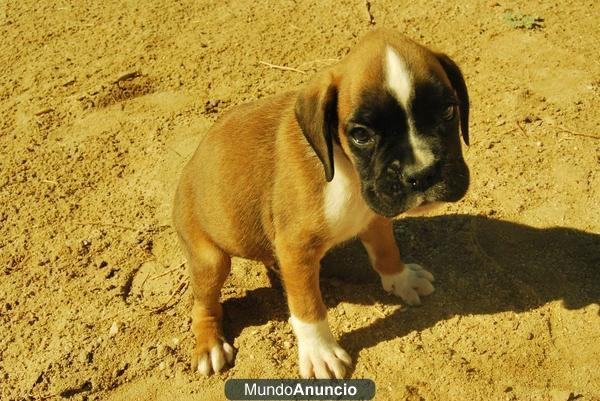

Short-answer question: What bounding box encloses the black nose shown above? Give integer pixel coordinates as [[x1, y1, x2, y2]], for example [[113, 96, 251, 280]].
[[403, 163, 439, 192]]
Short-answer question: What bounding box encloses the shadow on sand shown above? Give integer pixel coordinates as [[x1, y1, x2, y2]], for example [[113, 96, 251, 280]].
[[222, 214, 599, 357]]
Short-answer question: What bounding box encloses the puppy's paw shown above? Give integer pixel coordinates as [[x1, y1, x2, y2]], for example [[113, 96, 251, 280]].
[[298, 339, 352, 379], [380, 263, 435, 306], [192, 340, 235, 376], [290, 316, 352, 379]]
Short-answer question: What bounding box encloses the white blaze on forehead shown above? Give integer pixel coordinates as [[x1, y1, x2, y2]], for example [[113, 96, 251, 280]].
[[385, 46, 413, 110], [385, 46, 435, 168]]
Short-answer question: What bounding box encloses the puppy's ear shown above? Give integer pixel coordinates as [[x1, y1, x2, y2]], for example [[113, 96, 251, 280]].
[[295, 72, 339, 182], [436, 53, 470, 145]]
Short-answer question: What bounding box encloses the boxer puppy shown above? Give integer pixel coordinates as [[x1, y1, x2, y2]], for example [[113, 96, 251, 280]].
[[173, 28, 469, 379]]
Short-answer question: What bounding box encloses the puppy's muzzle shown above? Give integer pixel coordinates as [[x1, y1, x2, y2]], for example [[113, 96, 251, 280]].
[[380, 160, 442, 198], [366, 156, 468, 217], [401, 162, 442, 193]]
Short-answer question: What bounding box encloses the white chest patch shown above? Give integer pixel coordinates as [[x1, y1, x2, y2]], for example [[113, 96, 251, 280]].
[[385, 46, 435, 168], [323, 147, 375, 244]]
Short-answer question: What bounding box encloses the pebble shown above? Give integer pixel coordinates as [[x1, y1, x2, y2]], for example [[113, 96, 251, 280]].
[[109, 322, 119, 337], [157, 344, 173, 358], [78, 350, 93, 364], [112, 362, 128, 379]]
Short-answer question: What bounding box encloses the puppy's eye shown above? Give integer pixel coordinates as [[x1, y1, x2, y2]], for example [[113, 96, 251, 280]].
[[442, 104, 457, 121], [350, 127, 374, 146]]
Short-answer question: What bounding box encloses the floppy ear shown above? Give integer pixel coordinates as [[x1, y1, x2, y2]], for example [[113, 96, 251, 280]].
[[295, 72, 339, 182], [436, 53, 470, 145]]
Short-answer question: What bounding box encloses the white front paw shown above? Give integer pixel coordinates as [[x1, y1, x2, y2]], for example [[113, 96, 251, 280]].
[[290, 316, 352, 379], [380, 263, 435, 306]]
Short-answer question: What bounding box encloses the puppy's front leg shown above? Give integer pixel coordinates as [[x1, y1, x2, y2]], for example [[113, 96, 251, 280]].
[[277, 243, 351, 379], [359, 216, 435, 306]]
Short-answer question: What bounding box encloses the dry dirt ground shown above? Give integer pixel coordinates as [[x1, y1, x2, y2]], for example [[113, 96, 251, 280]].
[[1, 1, 599, 400]]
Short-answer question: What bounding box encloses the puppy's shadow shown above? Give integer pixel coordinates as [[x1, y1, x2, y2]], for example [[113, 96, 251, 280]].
[[222, 284, 289, 341], [223, 214, 599, 360]]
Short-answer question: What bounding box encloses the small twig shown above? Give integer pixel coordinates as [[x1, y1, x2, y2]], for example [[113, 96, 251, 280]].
[[27, 391, 59, 400], [139, 273, 150, 299], [545, 121, 600, 140], [373, 305, 386, 319], [151, 280, 189, 313], [500, 127, 518, 136], [516, 121, 528, 136], [41, 179, 58, 185], [258, 61, 306, 74], [34, 108, 54, 116], [74, 221, 138, 231], [365, 0, 376, 25], [148, 263, 184, 281], [167, 145, 184, 159], [557, 134, 575, 142], [113, 71, 141, 84], [63, 77, 76, 87]]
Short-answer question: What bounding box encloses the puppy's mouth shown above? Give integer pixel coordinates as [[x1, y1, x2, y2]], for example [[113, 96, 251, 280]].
[[361, 161, 469, 218], [363, 186, 437, 217], [403, 198, 443, 216]]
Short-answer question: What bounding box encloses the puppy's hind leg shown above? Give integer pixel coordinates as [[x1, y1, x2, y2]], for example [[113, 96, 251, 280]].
[[178, 227, 234, 375]]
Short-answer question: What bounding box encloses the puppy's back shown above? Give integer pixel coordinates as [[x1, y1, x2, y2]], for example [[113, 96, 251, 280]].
[[175, 92, 297, 260]]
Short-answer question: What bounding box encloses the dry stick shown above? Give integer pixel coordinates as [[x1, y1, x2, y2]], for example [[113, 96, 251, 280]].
[[113, 71, 141, 84], [97, 278, 189, 323], [139, 272, 150, 299], [259, 61, 306, 74], [28, 391, 59, 400], [152, 280, 189, 313], [74, 221, 138, 231], [365, 0, 375, 25], [545, 121, 600, 140], [34, 108, 54, 116], [148, 263, 185, 281], [373, 305, 386, 319], [500, 127, 518, 136], [167, 145, 184, 158], [96, 280, 186, 323], [516, 121, 528, 136]]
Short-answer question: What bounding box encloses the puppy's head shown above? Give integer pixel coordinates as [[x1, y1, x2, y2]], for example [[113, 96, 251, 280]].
[[296, 29, 470, 217]]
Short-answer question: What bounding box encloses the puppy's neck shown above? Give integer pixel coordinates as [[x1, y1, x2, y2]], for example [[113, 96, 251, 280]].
[[323, 145, 375, 245]]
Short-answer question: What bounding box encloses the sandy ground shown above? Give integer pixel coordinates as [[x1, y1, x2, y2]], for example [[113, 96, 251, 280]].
[[1, 1, 599, 400]]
